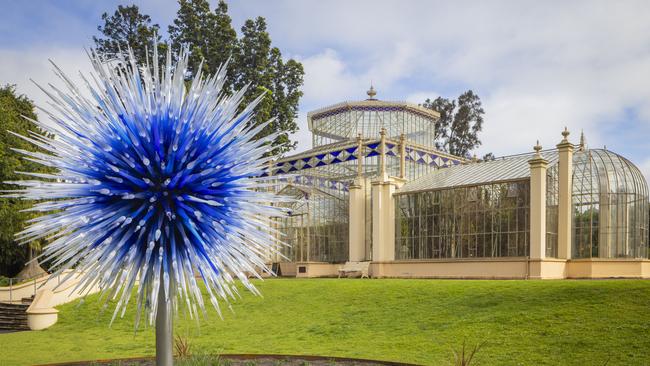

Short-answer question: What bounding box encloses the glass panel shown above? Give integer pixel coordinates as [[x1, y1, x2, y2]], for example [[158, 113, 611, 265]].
[[395, 180, 531, 259], [572, 149, 649, 259]]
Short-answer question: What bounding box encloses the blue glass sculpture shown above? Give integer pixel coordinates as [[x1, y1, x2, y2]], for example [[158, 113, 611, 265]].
[[5, 46, 286, 330]]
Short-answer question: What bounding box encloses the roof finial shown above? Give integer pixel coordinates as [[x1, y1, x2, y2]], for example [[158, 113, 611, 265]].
[[534, 140, 542, 157], [579, 130, 586, 151], [366, 82, 377, 100], [561, 126, 570, 143]]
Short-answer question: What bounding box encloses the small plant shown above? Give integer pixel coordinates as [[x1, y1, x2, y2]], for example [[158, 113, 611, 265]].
[[451, 340, 486, 366], [176, 353, 223, 366], [174, 335, 192, 358]]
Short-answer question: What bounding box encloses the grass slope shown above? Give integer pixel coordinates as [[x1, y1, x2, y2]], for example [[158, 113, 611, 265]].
[[1, 279, 650, 366]]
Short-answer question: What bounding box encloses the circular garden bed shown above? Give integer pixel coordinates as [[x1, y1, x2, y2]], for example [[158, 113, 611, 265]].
[[38, 354, 420, 366]]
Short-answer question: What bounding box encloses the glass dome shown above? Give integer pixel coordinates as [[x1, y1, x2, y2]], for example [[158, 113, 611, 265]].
[[307, 91, 440, 149], [572, 148, 649, 258]]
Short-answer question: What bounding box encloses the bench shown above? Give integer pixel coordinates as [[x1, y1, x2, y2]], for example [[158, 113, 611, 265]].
[[337, 261, 370, 278]]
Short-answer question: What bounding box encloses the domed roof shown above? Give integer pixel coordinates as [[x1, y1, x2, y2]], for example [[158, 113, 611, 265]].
[[307, 86, 442, 149], [572, 148, 649, 259], [572, 148, 648, 199], [307, 99, 439, 122]]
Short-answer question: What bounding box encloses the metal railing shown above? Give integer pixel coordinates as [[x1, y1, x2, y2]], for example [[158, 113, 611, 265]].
[[1, 273, 60, 304]]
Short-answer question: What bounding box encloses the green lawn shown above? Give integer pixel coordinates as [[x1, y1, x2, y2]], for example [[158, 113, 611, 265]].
[[2, 279, 650, 366]]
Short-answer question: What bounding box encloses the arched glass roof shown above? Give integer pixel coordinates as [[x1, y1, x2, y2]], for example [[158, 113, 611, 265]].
[[397, 150, 559, 194], [396, 146, 649, 259], [572, 148, 649, 258]]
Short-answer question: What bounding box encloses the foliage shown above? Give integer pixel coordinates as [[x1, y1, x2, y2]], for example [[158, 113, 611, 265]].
[[175, 335, 192, 358], [481, 152, 495, 161], [452, 340, 486, 366], [168, 0, 236, 89], [1, 279, 649, 365], [231, 17, 304, 154], [93, 5, 165, 63], [422, 90, 485, 158], [94, 0, 304, 156], [175, 353, 229, 366], [0, 85, 51, 277]]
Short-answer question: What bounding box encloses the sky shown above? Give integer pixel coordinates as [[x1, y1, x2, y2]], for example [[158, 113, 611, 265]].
[[1, 0, 649, 182]]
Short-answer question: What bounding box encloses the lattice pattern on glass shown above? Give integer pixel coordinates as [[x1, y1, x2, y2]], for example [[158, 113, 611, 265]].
[[275, 182, 349, 263], [572, 149, 649, 258], [310, 105, 437, 149], [272, 136, 440, 263], [546, 162, 559, 258], [395, 181, 530, 260]]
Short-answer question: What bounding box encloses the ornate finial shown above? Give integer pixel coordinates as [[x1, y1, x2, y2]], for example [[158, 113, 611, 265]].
[[579, 130, 586, 151], [561, 127, 570, 142], [472, 154, 478, 162], [380, 127, 386, 137], [367, 83, 377, 100], [534, 140, 542, 156]]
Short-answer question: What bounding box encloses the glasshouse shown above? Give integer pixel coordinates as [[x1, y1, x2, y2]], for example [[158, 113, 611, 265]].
[[267, 87, 649, 279]]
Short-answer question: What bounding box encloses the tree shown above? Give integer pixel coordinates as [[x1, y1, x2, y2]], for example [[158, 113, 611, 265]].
[[422, 90, 485, 158], [232, 17, 304, 154], [93, 5, 163, 63], [0, 86, 50, 277], [98, 1, 304, 156], [482, 152, 495, 161], [169, 0, 237, 84]]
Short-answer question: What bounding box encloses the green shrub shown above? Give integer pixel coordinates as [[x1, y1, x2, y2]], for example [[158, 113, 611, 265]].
[[0, 276, 10, 287]]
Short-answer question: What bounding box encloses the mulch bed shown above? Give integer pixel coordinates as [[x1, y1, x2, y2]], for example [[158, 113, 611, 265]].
[[36, 354, 421, 366]]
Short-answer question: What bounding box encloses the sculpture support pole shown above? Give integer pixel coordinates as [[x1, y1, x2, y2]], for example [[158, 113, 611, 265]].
[[156, 278, 173, 366]]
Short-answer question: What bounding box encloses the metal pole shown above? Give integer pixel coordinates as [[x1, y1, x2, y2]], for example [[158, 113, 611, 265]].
[[156, 278, 173, 366], [357, 133, 363, 178], [399, 133, 406, 179], [379, 128, 386, 177]]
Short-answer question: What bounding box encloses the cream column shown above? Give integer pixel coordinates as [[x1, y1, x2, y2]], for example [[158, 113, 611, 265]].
[[556, 128, 574, 259], [349, 179, 366, 261], [529, 142, 548, 261], [349, 135, 366, 262], [372, 128, 396, 262]]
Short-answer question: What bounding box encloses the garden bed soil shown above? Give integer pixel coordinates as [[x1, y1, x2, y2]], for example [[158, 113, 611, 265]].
[[37, 354, 421, 366]]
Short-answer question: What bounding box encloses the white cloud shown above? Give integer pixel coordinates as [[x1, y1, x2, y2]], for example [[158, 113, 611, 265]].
[[0, 48, 93, 124], [297, 44, 419, 106], [298, 49, 364, 106], [641, 159, 650, 190], [291, 45, 423, 151], [405, 91, 440, 105], [255, 0, 650, 183], [3, 0, 650, 184]]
